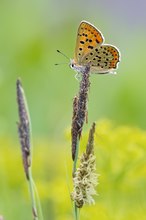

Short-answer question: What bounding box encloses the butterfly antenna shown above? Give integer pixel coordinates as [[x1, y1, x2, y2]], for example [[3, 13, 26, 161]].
[[54, 62, 68, 65], [56, 50, 70, 60]]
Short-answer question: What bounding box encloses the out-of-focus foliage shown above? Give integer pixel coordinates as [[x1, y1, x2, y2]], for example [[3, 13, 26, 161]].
[[0, 119, 146, 219], [0, 0, 146, 219], [0, 0, 146, 138]]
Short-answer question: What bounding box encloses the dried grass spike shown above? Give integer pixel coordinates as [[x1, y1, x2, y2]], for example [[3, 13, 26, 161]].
[[71, 65, 91, 161], [17, 79, 31, 180], [86, 122, 96, 156], [71, 96, 79, 160]]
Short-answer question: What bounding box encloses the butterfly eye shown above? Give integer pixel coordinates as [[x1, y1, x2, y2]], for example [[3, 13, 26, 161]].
[[69, 62, 75, 69]]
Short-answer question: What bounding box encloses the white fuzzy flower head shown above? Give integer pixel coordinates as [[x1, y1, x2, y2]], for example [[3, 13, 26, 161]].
[[71, 152, 99, 208]]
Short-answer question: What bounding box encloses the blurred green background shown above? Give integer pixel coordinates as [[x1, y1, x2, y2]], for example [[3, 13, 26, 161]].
[[0, 0, 146, 219]]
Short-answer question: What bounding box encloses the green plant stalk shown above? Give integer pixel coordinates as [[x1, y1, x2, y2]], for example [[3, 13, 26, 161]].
[[74, 202, 80, 220], [28, 167, 38, 220], [73, 137, 80, 220], [28, 115, 43, 220], [29, 125, 43, 220], [33, 180, 44, 220]]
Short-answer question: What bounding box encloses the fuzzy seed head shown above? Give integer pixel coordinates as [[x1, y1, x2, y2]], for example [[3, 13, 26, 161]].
[[71, 153, 98, 208]]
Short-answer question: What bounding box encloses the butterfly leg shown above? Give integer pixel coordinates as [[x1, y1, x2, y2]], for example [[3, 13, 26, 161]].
[[75, 72, 82, 81]]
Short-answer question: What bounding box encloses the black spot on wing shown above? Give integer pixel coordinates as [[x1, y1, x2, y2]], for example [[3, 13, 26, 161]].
[[88, 45, 93, 49]]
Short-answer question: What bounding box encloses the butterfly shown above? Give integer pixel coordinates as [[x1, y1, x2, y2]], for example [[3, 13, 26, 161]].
[[70, 20, 120, 74]]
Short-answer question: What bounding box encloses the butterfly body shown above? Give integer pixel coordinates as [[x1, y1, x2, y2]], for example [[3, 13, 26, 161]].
[[70, 21, 120, 74], [70, 59, 89, 74]]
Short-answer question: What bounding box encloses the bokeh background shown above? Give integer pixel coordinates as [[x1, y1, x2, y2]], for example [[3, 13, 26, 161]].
[[0, 0, 146, 219]]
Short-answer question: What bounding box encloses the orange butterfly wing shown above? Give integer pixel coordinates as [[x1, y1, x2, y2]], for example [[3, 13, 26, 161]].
[[74, 21, 104, 64]]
